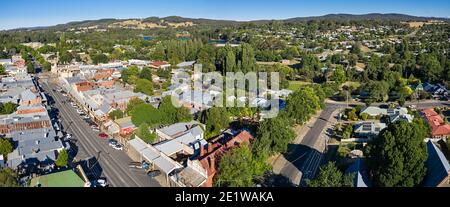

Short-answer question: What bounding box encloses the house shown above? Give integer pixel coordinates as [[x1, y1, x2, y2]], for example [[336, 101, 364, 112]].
[[353, 122, 387, 138], [176, 61, 196, 68], [75, 81, 94, 92], [19, 89, 42, 106], [423, 140, 450, 187], [360, 106, 408, 118], [150, 61, 171, 69], [198, 130, 254, 187], [7, 128, 64, 169], [114, 116, 136, 136], [29, 169, 88, 187], [423, 83, 448, 98], [0, 113, 52, 134], [127, 137, 206, 187], [155, 121, 205, 142], [345, 158, 372, 187], [421, 108, 450, 138]]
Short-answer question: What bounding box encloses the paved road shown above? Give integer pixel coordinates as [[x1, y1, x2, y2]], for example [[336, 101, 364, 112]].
[[38, 76, 161, 187], [277, 100, 449, 186]]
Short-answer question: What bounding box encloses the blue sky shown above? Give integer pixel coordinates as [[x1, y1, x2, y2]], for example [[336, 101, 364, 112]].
[[1, 0, 449, 30]]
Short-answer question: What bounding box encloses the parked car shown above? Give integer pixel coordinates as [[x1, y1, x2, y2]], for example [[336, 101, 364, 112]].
[[111, 144, 123, 151], [91, 178, 108, 187], [76, 109, 84, 114], [98, 133, 108, 139], [65, 133, 72, 139], [108, 139, 118, 147], [83, 115, 90, 119], [147, 170, 161, 178], [129, 162, 143, 169]]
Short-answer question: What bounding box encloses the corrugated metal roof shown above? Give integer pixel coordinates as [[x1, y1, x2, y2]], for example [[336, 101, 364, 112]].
[[424, 140, 450, 187]]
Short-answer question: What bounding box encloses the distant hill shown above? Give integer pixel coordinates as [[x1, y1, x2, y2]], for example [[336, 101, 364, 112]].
[[284, 13, 449, 22], [6, 13, 449, 31]]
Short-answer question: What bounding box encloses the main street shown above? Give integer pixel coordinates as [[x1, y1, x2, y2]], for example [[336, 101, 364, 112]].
[[38, 75, 161, 187], [276, 100, 449, 186]]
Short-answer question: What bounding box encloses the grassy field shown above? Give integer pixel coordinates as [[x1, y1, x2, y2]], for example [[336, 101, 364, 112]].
[[288, 81, 312, 91], [342, 81, 361, 89]]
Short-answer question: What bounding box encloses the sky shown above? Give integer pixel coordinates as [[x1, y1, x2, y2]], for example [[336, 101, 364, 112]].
[[1, 0, 449, 30]]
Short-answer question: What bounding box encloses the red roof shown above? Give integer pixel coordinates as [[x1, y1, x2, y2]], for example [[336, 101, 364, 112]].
[[422, 108, 439, 117], [151, 61, 169, 68], [422, 108, 450, 137]]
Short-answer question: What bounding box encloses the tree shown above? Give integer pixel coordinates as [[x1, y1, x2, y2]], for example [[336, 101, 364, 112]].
[[0, 138, 13, 157], [253, 117, 295, 155], [362, 81, 389, 105], [215, 143, 269, 187], [134, 78, 154, 96], [200, 107, 230, 139], [126, 97, 145, 115], [26, 61, 35, 74], [306, 162, 354, 187], [0, 168, 19, 187], [42, 61, 51, 71], [55, 149, 68, 168], [0, 102, 18, 114], [91, 53, 109, 65], [342, 124, 353, 139], [109, 109, 124, 120], [285, 86, 322, 124], [365, 120, 428, 187], [333, 65, 346, 85], [139, 67, 153, 81], [135, 123, 156, 144], [0, 65, 6, 75], [360, 113, 369, 121]]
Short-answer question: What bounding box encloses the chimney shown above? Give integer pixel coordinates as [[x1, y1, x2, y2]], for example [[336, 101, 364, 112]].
[[210, 155, 215, 171], [207, 143, 213, 153]]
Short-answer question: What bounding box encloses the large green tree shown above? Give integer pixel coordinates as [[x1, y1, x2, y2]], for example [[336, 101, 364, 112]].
[[200, 107, 230, 139], [134, 78, 154, 96], [135, 122, 156, 144], [253, 117, 295, 155], [215, 144, 269, 187], [0, 138, 13, 157], [109, 109, 124, 120], [284, 86, 322, 124], [0, 168, 19, 187], [306, 162, 354, 187], [365, 120, 428, 187]]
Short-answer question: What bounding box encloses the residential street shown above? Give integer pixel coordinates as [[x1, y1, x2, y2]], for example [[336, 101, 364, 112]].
[[37, 75, 161, 187], [274, 100, 449, 186]]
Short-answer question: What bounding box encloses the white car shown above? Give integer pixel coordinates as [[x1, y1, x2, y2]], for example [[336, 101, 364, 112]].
[[62, 93, 68, 97], [111, 144, 123, 151], [76, 109, 84, 114], [65, 133, 72, 139]]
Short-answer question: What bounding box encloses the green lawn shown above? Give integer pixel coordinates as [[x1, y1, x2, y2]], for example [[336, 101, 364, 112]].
[[288, 81, 311, 91]]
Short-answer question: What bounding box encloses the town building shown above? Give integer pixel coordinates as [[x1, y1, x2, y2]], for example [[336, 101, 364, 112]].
[[423, 140, 450, 187], [421, 108, 450, 138]]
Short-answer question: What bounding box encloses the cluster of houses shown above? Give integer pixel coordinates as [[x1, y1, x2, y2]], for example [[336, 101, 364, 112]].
[[0, 55, 28, 76], [127, 120, 254, 187], [0, 59, 65, 173]]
